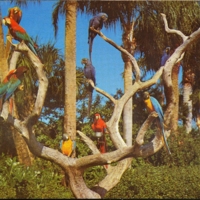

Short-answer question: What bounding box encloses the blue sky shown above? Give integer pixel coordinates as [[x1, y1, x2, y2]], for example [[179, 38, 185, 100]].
[[0, 1, 125, 100]]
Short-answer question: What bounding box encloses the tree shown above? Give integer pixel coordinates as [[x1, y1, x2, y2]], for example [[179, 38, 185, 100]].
[[1, 8, 200, 198], [52, 0, 77, 158]]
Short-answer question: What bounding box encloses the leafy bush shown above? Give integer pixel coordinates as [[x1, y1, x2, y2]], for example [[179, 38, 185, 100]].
[[0, 155, 74, 198], [145, 127, 200, 167], [105, 164, 200, 198]]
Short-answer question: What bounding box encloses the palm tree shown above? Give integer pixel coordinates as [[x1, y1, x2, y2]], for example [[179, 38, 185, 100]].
[[52, 1, 77, 156]]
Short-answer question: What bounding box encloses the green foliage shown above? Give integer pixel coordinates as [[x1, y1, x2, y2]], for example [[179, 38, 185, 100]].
[[105, 164, 200, 198], [84, 166, 106, 188], [0, 155, 74, 199], [145, 128, 200, 167]]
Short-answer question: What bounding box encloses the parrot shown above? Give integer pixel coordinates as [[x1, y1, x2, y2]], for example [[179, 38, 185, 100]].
[[91, 113, 108, 154], [2, 17, 38, 56], [0, 66, 28, 113], [161, 47, 171, 66], [143, 91, 171, 155], [59, 134, 76, 157], [88, 13, 108, 62], [81, 58, 96, 116], [7, 6, 22, 24]]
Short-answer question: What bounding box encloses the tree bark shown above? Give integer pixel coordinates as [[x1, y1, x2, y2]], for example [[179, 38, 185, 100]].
[[64, 1, 77, 145]]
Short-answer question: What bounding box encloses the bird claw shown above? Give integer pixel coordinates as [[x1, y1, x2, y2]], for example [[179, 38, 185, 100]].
[[18, 84, 24, 91], [151, 112, 158, 118]]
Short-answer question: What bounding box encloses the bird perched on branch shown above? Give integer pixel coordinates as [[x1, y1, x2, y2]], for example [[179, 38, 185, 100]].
[[2, 17, 38, 56], [81, 58, 96, 116], [0, 66, 28, 114], [92, 113, 108, 154], [7, 6, 22, 24], [161, 47, 171, 66], [88, 13, 108, 62], [143, 91, 171, 154], [59, 134, 76, 157]]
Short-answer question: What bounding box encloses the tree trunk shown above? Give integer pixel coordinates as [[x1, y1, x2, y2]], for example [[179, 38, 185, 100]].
[[170, 62, 180, 133], [0, 10, 8, 81], [183, 68, 195, 133], [121, 21, 136, 147], [123, 61, 132, 146], [64, 2, 76, 145]]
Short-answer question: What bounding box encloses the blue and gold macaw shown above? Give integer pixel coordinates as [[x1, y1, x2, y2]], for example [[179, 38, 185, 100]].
[[2, 17, 38, 56], [59, 134, 76, 157], [161, 47, 171, 66], [143, 91, 171, 154], [81, 58, 96, 116], [88, 13, 108, 62]]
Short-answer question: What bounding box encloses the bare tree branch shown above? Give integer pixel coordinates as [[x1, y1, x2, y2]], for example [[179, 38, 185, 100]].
[[90, 27, 141, 81]]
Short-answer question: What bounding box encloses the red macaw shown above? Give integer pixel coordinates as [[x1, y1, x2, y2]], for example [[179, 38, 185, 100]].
[[7, 6, 22, 24], [0, 66, 28, 114], [2, 17, 38, 56], [59, 134, 76, 157], [91, 113, 107, 154]]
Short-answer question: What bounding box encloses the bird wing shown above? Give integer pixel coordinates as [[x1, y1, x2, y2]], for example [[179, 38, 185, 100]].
[[72, 140, 76, 151], [161, 52, 170, 66], [150, 96, 171, 154], [150, 96, 164, 122], [4, 78, 21, 102]]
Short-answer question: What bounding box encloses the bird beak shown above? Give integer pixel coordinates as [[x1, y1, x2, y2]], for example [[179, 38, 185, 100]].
[[2, 19, 5, 25], [81, 59, 85, 65]]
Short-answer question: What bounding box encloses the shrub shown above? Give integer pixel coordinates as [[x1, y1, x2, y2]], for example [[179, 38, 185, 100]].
[[105, 164, 200, 198]]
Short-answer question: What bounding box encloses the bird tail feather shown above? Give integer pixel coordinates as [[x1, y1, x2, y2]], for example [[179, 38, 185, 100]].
[[89, 39, 93, 62], [160, 122, 171, 155], [88, 91, 92, 117]]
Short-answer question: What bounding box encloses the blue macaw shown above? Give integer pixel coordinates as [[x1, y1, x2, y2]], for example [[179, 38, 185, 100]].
[[81, 58, 96, 116], [2, 17, 38, 56], [59, 134, 76, 157], [143, 91, 171, 154], [0, 66, 28, 113], [88, 13, 108, 62], [161, 47, 171, 66]]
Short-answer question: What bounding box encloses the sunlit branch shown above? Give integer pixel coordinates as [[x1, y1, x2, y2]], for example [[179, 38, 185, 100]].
[[90, 27, 141, 81], [88, 79, 117, 104]]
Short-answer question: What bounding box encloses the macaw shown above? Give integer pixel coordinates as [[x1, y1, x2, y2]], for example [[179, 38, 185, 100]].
[[7, 6, 22, 24], [161, 47, 171, 66], [88, 13, 108, 62], [2, 17, 38, 56], [59, 134, 76, 157], [143, 91, 171, 154], [0, 66, 28, 113], [81, 58, 96, 116], [91, 113, 107, 154]]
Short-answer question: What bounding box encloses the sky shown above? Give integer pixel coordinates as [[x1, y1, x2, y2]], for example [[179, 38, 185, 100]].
[[0, 0, 125, 101]]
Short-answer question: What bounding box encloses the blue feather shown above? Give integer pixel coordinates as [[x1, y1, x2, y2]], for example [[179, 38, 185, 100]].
[[150, 96, 171, 154]]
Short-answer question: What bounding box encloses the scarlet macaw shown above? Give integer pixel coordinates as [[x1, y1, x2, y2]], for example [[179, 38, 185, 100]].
[[143, 91, 171, 154], [2, 17, 38, 56], [7, 6, 22, 24], [88, 13, 108, 62], [91, 113, 107, 154], [161, 47, 171, 66], [0, 66, 28, 113], [81, 58, 96, 116], [59, 134, 76, 157]]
